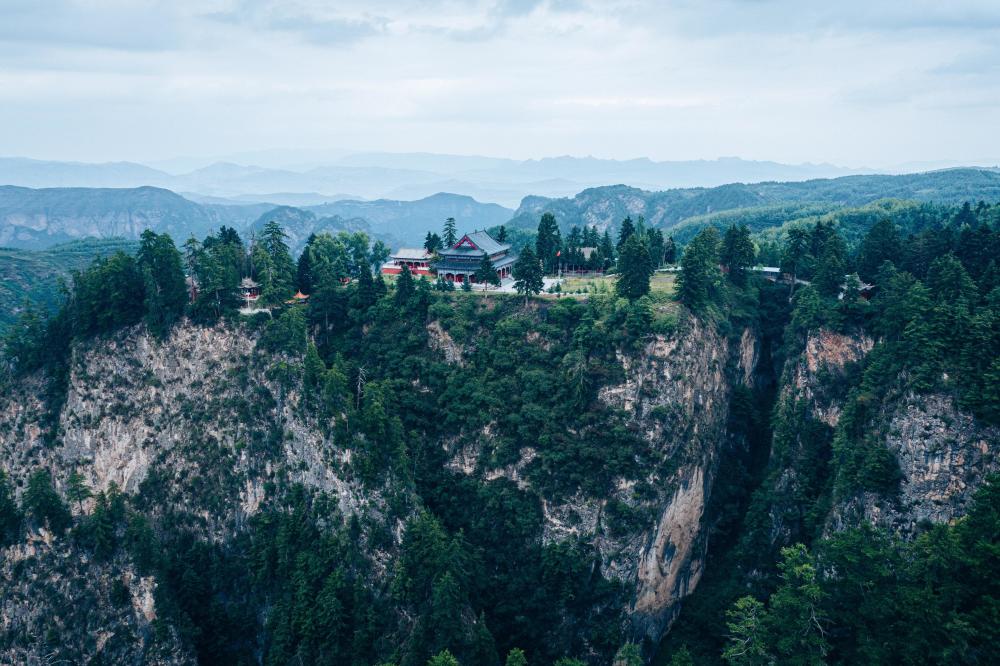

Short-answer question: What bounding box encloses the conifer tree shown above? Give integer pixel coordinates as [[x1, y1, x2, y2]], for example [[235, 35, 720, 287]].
[[536, 212, 561, 273], [496, 225, 507, 243], [0, 472, 21, 546], [721, 224, 756, 286], [137, 230, 187, 337], [615, 235, 654, 301], [443, 218, 458, 247], [66, 470, 91, 513], [23, 469, 71, 533], [676, 227, 722, 310], [396, 264, 416, 303], [664, 235, 678, 264], [616, 216, 636, 253], [513, 246, 544, 303], [475, 253, 500, 291], [505, 648, 528, 666]]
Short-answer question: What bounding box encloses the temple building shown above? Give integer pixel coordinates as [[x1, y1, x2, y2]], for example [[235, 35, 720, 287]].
[[381, 247, 434, 277], [435, 230, 516, 283]]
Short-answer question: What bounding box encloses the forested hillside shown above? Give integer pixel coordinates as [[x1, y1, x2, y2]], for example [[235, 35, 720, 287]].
[[0, 238, 139, 333], [507, 168, 1000, 240], [0, 193, 998, 665]]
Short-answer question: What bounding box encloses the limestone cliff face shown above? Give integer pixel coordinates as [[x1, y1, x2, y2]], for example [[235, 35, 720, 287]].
[[447, 315, 757, 645], [771, 328, 998, 540], [0, 323, 388, 664], [830, 392, 1000, 533], [599, 318, 745, 643]]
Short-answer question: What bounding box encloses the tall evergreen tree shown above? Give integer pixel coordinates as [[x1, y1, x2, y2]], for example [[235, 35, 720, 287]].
[[664, 235, 678, 264], [137, 230, 187, 337], [496, 225, 508, 243], [676, 227, 722, 310], [475, 253, 500, 291], [513, 246, 544, 303], [615, 235, 654, 301], [395, 264, 416, 304], [616, 216, 636, 254], [856, 218, 901, 281], [443, 218, 458, 247], [721, 224, 756, 286], [536, 212, 561, 274]]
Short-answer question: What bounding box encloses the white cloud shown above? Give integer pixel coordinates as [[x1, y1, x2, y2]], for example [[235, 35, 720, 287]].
[[0, 0, 998, 167]]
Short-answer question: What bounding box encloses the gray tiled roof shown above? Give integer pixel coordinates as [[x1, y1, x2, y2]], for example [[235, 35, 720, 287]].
[[442, 230, 510, 257]]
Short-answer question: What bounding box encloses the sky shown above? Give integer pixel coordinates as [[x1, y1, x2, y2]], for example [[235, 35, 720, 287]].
[[2, 0, 1000, 168]]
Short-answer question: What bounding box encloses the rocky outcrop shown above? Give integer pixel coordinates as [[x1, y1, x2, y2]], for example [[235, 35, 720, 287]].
[[0, 534, 190, 665], [787, 328, 872, 426], [0, 322, 389, 663], [831, 392, 1000, 533], [449, 315, 752, 644]]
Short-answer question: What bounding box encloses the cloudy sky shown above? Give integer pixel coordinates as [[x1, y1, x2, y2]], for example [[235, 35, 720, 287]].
[[2, 0, 999, 168]]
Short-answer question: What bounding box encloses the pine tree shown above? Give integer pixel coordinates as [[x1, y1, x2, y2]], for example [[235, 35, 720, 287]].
[[425, 232, 442, 253], [615, 235, 654, 301], [475, 253, 500, 291], [599, 230, 615, 270], [444, 218, 458, 247], [767, 545, 829, 664], [723, 596, 770, 666], [137, 230, 187, 337], [396, 264, 416, 303], [513, 246, 544, 303], [536, 212, 561, 273], [676, 227, 722, 310], [664, 235, 678, 264], [616, 216, 636, 253], [721, 224, 756, 286], [496, 225, 507, 243], [257, 221, 296, 305], [0, 471, 21, 546], [297, 233, 317, 294], [857, 218, 900, 281], [505, 648, 528, 666], [66, 470, 91, 513], [23, 469, 71, 533], [813, 238, 847, 297]]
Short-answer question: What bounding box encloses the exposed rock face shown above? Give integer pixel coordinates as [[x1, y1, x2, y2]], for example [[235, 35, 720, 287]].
[[773, 328, 998, 539], [0, 323, 385, 663], [0, 535, 190, 665], [449, 315, 751, 644], [832, 393, 1000, 532], [788, 328, 873, 427]]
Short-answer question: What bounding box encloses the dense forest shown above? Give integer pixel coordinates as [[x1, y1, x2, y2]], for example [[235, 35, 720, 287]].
[[1, 195, 999, 665]]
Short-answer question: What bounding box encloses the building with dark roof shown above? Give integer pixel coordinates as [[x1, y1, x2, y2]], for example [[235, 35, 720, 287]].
[[434, 230, 516, 283], [381, 247, 434, 277]]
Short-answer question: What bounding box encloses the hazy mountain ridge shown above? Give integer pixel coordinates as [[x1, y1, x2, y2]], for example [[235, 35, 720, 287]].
[[0, 154, 875, 207], [306, 192, 513, 246], [509, 168, 1000, 233], [0, 185, 270, 250]]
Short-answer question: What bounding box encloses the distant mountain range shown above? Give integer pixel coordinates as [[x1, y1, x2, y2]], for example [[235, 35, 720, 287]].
[[0, 185, 270, 250], [0, 185, 513, 251], [0, 154, 875, 208], [3, 168, 1000, 257], [508, 168, 1000, 233]]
